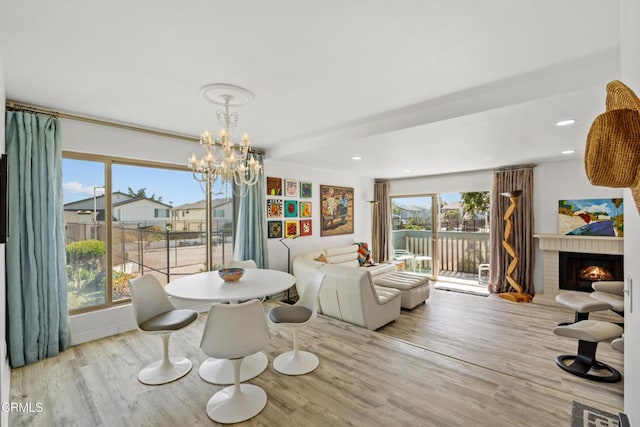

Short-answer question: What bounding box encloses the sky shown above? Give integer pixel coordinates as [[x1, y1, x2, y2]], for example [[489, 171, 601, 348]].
[[62, 158, 226, 206]]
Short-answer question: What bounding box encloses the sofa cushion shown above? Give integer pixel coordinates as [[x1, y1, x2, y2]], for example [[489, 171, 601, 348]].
[[326, 252, 359, 265], [325, 244, 359, 257], [365, 263, 397, 277]]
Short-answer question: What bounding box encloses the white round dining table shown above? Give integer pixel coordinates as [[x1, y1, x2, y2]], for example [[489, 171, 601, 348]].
[[165, 269, 295, 385]]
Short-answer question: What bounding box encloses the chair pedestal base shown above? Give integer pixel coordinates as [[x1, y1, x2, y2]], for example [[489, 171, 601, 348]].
[[555, 354, 621, 383], [273, 350, 319, 375], [138, 357, 193, 385], [206, 384, 267, 424], [199, 352, 268, 384]]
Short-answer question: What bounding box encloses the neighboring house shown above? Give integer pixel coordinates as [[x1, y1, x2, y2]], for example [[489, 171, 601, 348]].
[[112, 197, 173, 228], [63, 191, 132, 224], [171, 198, 233, 232], [64, 191, 173, 228], [394, 204, 430, 226]]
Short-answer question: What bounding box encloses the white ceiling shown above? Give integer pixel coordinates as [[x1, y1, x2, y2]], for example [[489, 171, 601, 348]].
[[0, 0, 621, 179]]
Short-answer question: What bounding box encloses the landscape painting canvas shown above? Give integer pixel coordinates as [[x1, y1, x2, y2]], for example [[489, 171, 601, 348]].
[[559, 198, 623, 237]]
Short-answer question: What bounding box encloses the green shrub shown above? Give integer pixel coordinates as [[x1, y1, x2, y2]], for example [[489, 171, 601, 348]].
[[66, 240, 106, 289]]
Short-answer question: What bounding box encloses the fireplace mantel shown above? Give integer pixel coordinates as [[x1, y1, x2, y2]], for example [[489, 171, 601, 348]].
[[534, 234, 624, 304], [534, 234, 623, 255]]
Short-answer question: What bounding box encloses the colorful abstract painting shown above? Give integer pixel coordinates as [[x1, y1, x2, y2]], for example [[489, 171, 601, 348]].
[[284, 179, 298, 197], [267, 177, 282, 196], [320, 185, 354, 236], [285, 220, 298, 237], [284, 200, 298, 217], [300, 201, 312, 218], [268, 221, 283, 239], [300, 181, 312, 198], [300, 219, 312, 236], [559, 198, 623, 237], [267, 199, 283, 218]]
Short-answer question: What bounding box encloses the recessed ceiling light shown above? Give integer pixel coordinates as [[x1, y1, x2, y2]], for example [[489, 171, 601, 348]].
[[351, 156, 362, 160], [561, 150, 576, 155], [556, 119, 576, 127], [404, 170, 412, 173]]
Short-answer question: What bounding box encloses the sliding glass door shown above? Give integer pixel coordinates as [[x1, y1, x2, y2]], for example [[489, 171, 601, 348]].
[[391, 194, 437, 278], [390, 191, 491, 284]]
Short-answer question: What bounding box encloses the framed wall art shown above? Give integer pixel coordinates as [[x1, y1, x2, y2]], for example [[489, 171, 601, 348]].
[[284, 178, 298, 197], [559, 198, 623, 237], [268, 221, 283, 238], [267, 199, 283, 218], [284, 200, 298, 218], [267, 176, 283, 196], [300, 219, 312, 236], [300, 181, 312, 199], [300, 201, 312, 218], [320, 184, 354, 236], [285, 220, 299, 237]]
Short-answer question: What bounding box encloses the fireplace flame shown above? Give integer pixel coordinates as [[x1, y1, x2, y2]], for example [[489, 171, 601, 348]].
[[579, 265, 614, 281]]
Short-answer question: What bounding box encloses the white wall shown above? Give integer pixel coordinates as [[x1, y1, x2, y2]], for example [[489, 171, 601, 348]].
[[621, 0, 640, 422], [1, 47, 9, 427], [533, 159, 623, 293], [264, 159, 375, 272]]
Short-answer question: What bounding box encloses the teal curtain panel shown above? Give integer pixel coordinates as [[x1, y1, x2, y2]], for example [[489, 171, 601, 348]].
[[5, 111, 69, 367]]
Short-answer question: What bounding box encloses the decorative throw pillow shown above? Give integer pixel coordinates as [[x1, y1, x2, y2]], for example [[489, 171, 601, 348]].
[[314, 253, 328, 263], [356, 242, 372, 266]]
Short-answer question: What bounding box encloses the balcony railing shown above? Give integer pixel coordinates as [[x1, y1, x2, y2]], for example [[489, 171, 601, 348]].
[[392, 229, 490, 275]]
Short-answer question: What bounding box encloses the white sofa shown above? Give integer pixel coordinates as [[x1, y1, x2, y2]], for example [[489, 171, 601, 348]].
[[292, 244, 429, 330]]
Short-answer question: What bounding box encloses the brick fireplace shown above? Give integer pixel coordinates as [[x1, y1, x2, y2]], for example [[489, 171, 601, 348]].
[[534, 234, 624, 304]]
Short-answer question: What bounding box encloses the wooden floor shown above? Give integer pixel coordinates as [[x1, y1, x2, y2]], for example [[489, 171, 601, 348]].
[[10, 286, 624, 426]]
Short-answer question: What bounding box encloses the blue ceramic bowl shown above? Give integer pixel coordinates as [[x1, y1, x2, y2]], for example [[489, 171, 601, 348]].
[[218, 267, 245, 282]]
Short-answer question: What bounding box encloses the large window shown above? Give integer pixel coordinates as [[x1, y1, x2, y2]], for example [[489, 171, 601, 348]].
[[62, 153, 234, 313]]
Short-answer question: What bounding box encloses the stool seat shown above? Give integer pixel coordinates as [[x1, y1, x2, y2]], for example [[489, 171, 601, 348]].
[[553, 320, 622, 383], [553, 320, 623, 342], [556, 292, 611, 325], [590, 291, 624, 313]]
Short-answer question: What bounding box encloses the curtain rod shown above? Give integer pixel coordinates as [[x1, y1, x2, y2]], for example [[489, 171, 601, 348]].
[[5, 100, 265, 155], [494, 163, 536, 172]]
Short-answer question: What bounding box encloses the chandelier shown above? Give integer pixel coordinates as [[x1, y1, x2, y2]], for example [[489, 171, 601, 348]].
[[188, 84, 262, 271], [189, 84, 262, 196]]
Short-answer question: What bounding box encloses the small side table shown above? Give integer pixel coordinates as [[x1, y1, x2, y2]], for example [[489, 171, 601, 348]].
[[478, 263, 490, 284], [413, 255, 432, 273]]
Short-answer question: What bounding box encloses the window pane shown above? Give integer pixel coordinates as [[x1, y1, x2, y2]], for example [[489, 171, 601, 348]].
[[62, 158, 107, 310], [438, 191, 491, 280], [110, 164, 233, 296], [391, 195, 435, 276]]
